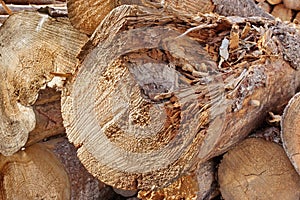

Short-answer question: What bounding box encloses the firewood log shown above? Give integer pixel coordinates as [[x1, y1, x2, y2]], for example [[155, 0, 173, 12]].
[[67, 0, 273, 35], [0, 4, 67, 15], [271, 3, 293, 22], [4, 0, 65, 4], [0, 11, 88, 156], [281, 92, 300, 175], [266, 0, 282, 5], [283, 0, 300, 10], [0, 142, 71, 199], [218, 138, 300, 200], [61, 5, 300, 190]]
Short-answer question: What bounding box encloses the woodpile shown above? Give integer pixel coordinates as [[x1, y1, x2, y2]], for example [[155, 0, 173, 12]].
[[0, 0, 300, 199]]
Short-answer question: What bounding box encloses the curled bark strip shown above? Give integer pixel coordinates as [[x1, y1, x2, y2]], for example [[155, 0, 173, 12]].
[[0, 11, 87, 155], [62, 5, 300, 190]]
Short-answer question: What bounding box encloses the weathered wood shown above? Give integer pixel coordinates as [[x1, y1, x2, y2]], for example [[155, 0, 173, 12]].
[[257, 1, 272, 13], [267, 0, 282, 5], [271, 3, 292, 22], [0, 142, 71, 199], [4, 0, 65, 4], [67, 0, 117, 35], [43, 137, 118, 200], [281, 92, 300, 175], [0, 4, 67, 15], [212, 0, 274, 19], [25, 88, 65, 146], [218, 138, 300, 200], [137, 160, 217, 199], [62, 5, 300, 190], [0, 11, 88, 156], [283, 0, 300, 10]]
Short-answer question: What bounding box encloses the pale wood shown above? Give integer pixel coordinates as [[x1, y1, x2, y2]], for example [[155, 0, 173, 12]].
[[0, 11, 87, 156], [62, 5, 300, 190], [283, 0, 300, 10], [281, 92, 300, 175], [0, 142, 70, 199], [4, 0, 65, 4], [267, 0, 282, 5], [218, 138, 300, 200], [271, 4, 293, 21]]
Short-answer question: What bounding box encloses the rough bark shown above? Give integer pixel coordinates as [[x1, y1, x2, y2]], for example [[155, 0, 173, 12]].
[[0, 142, 71, 199], [67, 0, 273, 36], [61, 5, 300, 190], [0, 4, 66, 15], [281, 92, 300, 175], [43, 137, 118, 200], [0, 11, 88, 156], [4, 0, 65, 4], [218, 138, 300, 200]]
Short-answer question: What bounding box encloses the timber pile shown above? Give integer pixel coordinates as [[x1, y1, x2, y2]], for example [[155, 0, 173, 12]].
[[0, 0, 300, 199]]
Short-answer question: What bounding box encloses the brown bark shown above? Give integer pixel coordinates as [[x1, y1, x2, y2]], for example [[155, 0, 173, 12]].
[[43, 137, 118, 200], [281, 92, 300, 175], [218, 138, 300, 200], [0, 11, 88, 156], [0, 142, 71, 199], [61, 5, 300, 190]]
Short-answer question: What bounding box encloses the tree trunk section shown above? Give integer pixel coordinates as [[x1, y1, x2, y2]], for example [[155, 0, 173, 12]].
[[281, 92, 300, 176], [0, 142, 71, 199], [218, 138, 300, 200], [0, 11, 88, 156], [61, 5, 300, 190]]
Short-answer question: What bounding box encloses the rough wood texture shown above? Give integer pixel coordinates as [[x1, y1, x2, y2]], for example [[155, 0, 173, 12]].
[[163, 0, 215, 16], [0, 4, 66, 15], [62, 5, 300, 190], [4, 0, 65, 4], [283, 0, 300, 10], [271, 4, 292, 22], [0, 142, 70, 199], [213, 0, 274, 19], [281, 92, 300, 175], [137, 160, 217, 199], [0, 11, 88, 156], [218, 138, 300, 200], [43, 137, 118, 200], [267, 0, 282, 5], [257, 1, 272, 13], [26, 88, 65, 146]]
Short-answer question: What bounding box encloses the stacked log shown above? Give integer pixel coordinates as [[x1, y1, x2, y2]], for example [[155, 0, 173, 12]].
[[0, 0, 300, 199]]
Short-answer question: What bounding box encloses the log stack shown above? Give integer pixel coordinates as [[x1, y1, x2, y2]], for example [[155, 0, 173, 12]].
[[0, 0, 300, 199]]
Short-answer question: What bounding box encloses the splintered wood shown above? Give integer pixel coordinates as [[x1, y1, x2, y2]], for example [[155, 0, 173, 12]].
[[62, 5, 300, 190]]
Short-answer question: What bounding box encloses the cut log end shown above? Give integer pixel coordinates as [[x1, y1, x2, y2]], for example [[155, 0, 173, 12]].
[[218, 138, 300, 200], [0, 11, 87, 155], [281, 92, 300, 175], [0, 143, 71, 199]]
